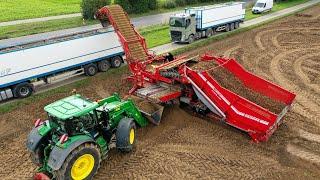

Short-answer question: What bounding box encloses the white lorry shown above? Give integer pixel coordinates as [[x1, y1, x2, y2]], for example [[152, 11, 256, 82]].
[[0, 28, 124, 101], [252, 0, 273, 14], [169, 2, 245, 43]]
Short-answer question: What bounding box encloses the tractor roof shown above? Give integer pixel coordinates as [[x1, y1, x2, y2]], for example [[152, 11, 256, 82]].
[[44, 94, 99, 120]]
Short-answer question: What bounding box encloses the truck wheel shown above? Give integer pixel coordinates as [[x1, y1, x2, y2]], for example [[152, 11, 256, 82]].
[[97, 60, 111, 72], [225, 24, 230, 32], [188, 35, 195, 44], [13, 82, 33, 98], [230, 23, 235, 31], [116, 117, 136, 152], [110, 56, 122, 68], [54, 143, 101, 180], [206, 29, 213, 38], [235, 22, 239, 29], [84, 63, 98, 76]]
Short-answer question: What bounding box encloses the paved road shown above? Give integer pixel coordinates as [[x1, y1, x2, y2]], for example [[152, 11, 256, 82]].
[[0, 1, 256, 49], [153, 0, 320, 54]]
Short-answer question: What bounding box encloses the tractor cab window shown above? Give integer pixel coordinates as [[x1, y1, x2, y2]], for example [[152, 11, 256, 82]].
[[169, 17, 185, 27]]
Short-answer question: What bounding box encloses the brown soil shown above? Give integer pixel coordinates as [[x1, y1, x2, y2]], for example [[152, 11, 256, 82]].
[[129, 95, 160, 114], [1, 5, 320, 180], [205, 64, 285, 113]]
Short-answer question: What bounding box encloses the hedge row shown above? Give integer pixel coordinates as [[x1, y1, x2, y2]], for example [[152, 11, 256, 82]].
[[81, 0, 228, 19]]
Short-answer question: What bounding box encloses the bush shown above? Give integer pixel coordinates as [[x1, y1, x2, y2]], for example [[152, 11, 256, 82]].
[[129, 0, 149, 13], [114, 0, 132, 13], [81, 0, 111, 20], [185, 0, 198, 4], [163, 0, 176, 9], [175, 0, 186, 6], [148, 0, 158, 10]]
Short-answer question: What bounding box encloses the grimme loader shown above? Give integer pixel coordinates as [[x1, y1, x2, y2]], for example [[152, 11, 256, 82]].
[[96, 5, 296, 142]]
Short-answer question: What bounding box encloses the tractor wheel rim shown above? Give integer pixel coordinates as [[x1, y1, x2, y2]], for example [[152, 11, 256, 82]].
[[71, 154, 95, 180], [129, 129, 135, 144], [20, 87, 29, 96]]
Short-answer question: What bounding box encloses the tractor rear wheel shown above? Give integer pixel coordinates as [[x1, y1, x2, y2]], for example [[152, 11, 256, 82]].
[[54, 143, 101, 180], [116, 117, 136, 152]]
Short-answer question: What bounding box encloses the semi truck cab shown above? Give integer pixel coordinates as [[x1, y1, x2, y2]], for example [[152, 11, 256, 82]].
[[169, 13, 196, 43]]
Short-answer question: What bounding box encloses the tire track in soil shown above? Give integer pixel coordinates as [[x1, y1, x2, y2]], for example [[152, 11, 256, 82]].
[[269, 49, 320, 126], [287, 144, 320, 164], [293, 52, 320, 94]]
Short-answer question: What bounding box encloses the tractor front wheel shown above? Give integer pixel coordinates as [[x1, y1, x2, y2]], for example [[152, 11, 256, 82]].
[[116, 117, 136, 152], [54, 143, 101, 180]]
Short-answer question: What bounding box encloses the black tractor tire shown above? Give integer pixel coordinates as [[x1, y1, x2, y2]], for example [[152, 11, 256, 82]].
[[230, 23, 235, 31], [54, 143, 101, 180], [84, 63, 98, 76], [116, 117, 136, 153], [13, 82, 33, 98], [97, 60, 111, 72], [30, 148, 44, 166], [235, 21, 240, 29], [188, 35, 195, 44], [110, 56, 122, 68], [225, 24, 230, 32]]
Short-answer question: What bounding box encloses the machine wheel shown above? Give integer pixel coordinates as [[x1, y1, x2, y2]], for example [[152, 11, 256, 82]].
[[13, 82, 33, 98], [54, 143, 101, 180], [30, 148, 44, 166], [230, 23, 235, 31], [84, 63, 98, 76], [97, 60, 111, 72], [206, 29, 213, 38], [235, 21, 239, 29], [225, 24, 230, 32], [110, 56, 122, 68], [116, 117, 136, 152], [188, 35, 195, 44]]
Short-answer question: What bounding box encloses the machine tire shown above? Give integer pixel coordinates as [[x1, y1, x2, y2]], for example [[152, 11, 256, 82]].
[[54, 143, 101, 180], [230, 23, 235, 31], [13, 82, 33, 98], [116, 117, 136, 153], [188, 35, 195, 44], [225, 24, 230, 32], [97, 60, 111, 72], [110, 56, 122, 68], [84, 63, 98, 76], [206, 29, 213, 38], [235, 21, 239, 29]]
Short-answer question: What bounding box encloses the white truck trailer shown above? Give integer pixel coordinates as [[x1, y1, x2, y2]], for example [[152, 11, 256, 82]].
[[169, 2, 245, 43], [0, 28, 124, 101]]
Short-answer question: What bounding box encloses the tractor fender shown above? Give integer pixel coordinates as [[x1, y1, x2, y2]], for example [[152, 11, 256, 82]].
[[47, 135, 95, 171], [26, 124, 50, 152]]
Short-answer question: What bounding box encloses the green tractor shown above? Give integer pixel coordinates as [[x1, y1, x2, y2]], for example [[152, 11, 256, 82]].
[[26, 93, 162, 180]]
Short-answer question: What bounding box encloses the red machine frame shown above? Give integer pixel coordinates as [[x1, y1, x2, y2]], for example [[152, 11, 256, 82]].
[[96, 5, 296, 142]]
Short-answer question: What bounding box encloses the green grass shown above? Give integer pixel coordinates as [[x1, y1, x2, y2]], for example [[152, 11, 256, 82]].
[[0, 17, 97, 40], [245, 0, 309, 20], [0, 0, 81, 22], [139, 24, 170, 48]]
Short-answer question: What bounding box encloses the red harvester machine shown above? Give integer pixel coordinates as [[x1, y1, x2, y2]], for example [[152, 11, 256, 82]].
[[96, 5, 296, 142]]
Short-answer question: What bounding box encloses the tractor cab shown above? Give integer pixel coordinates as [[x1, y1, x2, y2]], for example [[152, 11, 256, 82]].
[[169, 13, 196, 42]]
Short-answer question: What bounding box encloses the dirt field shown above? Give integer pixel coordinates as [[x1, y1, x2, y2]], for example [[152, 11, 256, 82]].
[[1, 5, 320, 180]]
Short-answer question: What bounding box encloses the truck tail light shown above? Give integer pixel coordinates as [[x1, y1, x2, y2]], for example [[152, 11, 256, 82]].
[[59, 134, 69, 144], [34, 119, 43, 128]]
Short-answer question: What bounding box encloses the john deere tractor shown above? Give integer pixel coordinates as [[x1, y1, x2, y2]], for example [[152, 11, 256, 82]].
[[26, 93, 159, 180]]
